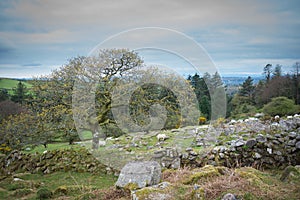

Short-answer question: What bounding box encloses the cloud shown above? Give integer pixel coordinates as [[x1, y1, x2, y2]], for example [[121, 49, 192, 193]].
[[22, 63, 42, 67], [0, 0, 299, 78]]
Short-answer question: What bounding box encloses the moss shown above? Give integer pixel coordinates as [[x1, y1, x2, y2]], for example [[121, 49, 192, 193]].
[[190, 187, 205, 200], [54, 185, 68, 195], [135, 187, 161, 200], [280, 166, 300, 182], [36, 188, 53, 199], [183, 165, 221, 184], [12, 188, 33, 197], [124, 182, 139, 191], [235, 167, 265, 186]]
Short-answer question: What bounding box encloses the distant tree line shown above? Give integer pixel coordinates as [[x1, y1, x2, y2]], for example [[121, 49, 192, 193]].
[[187, 62, 300, 119]]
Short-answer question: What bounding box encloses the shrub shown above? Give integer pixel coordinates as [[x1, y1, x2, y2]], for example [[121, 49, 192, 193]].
[[262, 97, 300, 116], [36, 188, 52, 199], [198, 116, 207, 125]]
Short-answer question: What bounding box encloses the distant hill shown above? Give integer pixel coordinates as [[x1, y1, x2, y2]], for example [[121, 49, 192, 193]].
[[222, 76, 263, 86]]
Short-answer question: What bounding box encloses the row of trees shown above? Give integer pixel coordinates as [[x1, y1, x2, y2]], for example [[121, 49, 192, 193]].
[[231, 63, 300, 117]]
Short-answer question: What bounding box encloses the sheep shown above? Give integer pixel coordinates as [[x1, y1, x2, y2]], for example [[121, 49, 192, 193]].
[[294, 114, 300, 118], [98, 140, 106, 147], [229, 119, 237, 125], [287, 116, 293, 119], [157, 133, 167, 141]]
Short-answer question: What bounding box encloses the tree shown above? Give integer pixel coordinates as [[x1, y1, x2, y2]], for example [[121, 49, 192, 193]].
[[273, 64, 282, 77], [0, 112, 38, 151], [0, 89, 9, 101], [239, 76, 255, 98], [30, 49, 145, 149], [292, 62, 300, 104], [263, 64, 272, 82], [188, 73, 210, 118], [199, 95, 210, 118], [262, 96, 300, 116], [0, 100, 26, 122], [11, 81, 29, 104]]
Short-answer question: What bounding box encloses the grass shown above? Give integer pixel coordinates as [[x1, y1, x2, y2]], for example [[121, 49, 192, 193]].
[[24, 142, 81, 154], [0, 171, 117, 199]]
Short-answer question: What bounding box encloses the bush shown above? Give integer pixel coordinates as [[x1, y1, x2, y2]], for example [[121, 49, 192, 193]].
[[262, 97, 300, 116], [36, 188, 52, 199], [198, 116, 207, 125]]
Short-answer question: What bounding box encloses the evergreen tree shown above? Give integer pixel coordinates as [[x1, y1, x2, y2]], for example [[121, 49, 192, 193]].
[[273, 64, 282, 77], [11, 81, 28, 104], [263, 64, 272, 82], [239, 76, 255, 98]]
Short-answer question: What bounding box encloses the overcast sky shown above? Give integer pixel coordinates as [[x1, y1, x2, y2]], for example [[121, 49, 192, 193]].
[[0, 0, 300, 78]]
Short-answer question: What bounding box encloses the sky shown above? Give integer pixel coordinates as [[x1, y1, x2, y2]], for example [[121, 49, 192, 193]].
[[0, 0, 300, 78]]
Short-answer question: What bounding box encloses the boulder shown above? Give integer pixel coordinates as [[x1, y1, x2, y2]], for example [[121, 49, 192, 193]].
[[116, 161, 161, 189]]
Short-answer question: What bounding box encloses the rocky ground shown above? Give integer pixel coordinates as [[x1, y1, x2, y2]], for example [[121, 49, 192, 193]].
[[1, 114, 300, 199]]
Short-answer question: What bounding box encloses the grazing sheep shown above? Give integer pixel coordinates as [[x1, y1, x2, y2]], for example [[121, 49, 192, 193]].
[[294, 114, 300, 118], [287, 116, 293, 119], [248, 117, 259, 121], [229, 119, 237, 124], [274, 115, 280, 120], [99, 140, 106, 147], [105, 137, 113, 141], [157, 133, 167, 141]]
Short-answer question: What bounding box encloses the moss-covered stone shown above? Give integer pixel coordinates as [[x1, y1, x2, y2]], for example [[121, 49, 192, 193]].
[[183, 165, 222, 184]]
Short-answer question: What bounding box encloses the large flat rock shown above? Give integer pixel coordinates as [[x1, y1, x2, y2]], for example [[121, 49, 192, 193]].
[[115, 161, 161, 189]]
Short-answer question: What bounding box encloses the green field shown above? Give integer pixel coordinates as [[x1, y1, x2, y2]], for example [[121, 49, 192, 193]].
[[0, 171, 117, 199], [0, 78, 32, 93]]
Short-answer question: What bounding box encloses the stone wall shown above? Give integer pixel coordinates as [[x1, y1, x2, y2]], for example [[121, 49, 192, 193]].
[[0, 148, 107, 175], [182, 128, 300, 169]]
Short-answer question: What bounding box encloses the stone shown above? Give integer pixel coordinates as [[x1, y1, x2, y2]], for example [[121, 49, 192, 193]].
[[219, 153, 225, 159], [115, 161, 161, 189], [234, 140, 245, 147], [296, 141, 300, 150], [274, 133, 282, 138], [221, 193, 237, 200], [278, 138, 285, 143], [267, 148, 272, 154], [246, 139, 257, 148], [254, 152, 262, 159], [287, 139, 296, 146], [289, 132, 297, 139], [274, 150, 282, 156], [256, 135, 266, 143], [186, 147, 193, 152]]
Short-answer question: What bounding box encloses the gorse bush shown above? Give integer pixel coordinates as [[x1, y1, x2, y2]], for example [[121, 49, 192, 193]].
[[262, 96, 300, 116]]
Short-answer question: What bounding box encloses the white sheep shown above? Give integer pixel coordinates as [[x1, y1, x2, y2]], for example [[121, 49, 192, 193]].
[[98, 140, 106, 147], [287, 116, 293, 119], [274, 115, 280, 120], [294, 114, 300, 118], [157, 133, 167, 141], [229, 119, 237, 124]]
